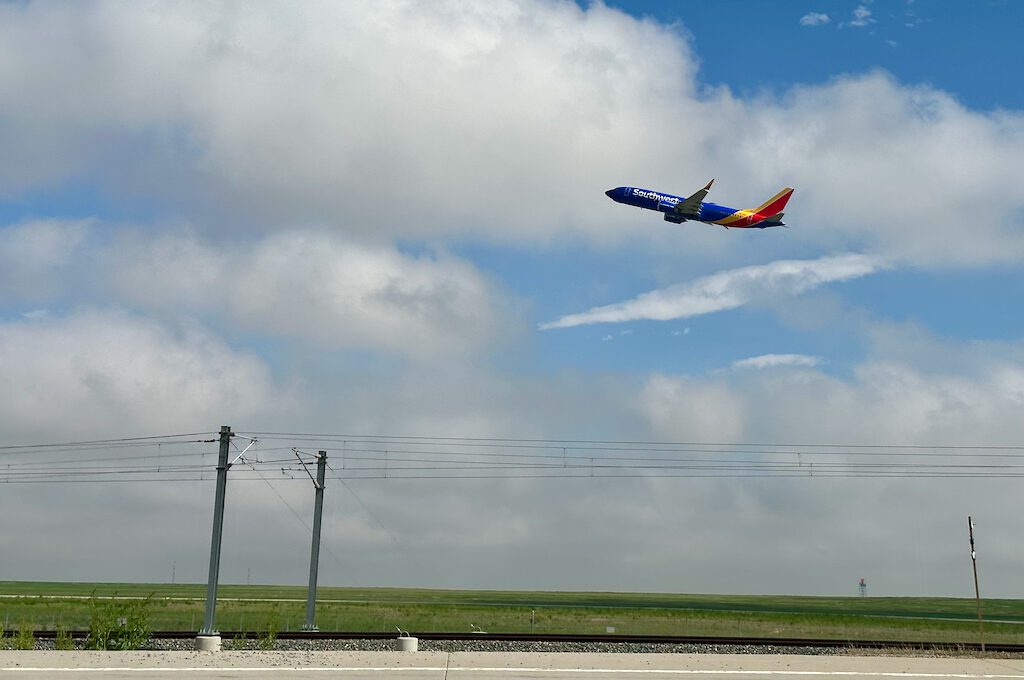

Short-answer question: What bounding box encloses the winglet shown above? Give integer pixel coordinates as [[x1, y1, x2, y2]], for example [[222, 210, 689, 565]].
[[704, 179, 714, 191]]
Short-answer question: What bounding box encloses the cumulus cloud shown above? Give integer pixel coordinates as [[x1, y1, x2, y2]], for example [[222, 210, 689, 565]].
[[225, 234, 508, 358], [0, 3, 1021, 263], [0, 310, 277, 440], [799, 12, 831, 26], [109, 230, 510, 360], [0, 221, 513, 360], [0, 219, 91, 301], [847, 4, 875, 27], [632, 330, 1024, 597], [0, 0, 694, 240], [642, 374, 745, 442], [4, 315, 1024, 595], [732, 353, 822, 370], [540, 254, 883, 329], [709, 72, 1024, 265], [3, 0, 1024, 598], [642, 335, 1024, 447]]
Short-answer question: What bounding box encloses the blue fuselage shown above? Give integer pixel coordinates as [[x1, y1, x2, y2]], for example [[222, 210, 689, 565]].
[[604, 187, 735, 223]]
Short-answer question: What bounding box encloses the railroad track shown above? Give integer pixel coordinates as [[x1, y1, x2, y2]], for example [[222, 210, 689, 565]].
[[26, 631, 1024, 653]]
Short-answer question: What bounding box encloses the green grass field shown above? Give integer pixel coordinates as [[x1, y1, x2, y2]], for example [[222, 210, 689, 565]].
[[1, 582, 1021, 645]]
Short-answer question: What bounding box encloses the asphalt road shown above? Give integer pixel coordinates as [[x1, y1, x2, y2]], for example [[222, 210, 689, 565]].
[[3, 651, 1024, 679]]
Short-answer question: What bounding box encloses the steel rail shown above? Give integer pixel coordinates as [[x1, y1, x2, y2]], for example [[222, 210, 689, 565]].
[[27, 631, 1024, 653]]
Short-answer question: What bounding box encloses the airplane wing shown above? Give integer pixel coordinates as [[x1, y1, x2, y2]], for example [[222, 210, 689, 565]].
[[674, 179, 713, 218]]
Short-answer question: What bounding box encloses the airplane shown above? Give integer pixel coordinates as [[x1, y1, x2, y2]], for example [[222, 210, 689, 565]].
[[604, 180, 794, 229]]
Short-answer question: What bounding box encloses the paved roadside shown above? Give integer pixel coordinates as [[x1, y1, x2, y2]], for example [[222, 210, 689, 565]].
[[2, 651, 1024, 679]]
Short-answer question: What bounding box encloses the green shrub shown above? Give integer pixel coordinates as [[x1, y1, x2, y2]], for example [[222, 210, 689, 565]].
[[257, 621, 277, 650], [86, 595, 152, 650], [55, 626, 75, 651], [14, 623, 35, 650]]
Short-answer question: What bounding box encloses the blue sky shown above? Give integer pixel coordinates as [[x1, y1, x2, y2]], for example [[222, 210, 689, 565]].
[[614, 0, 1024, 110], [484, 0, 1024, 379], [2, 1, 1024, 597]]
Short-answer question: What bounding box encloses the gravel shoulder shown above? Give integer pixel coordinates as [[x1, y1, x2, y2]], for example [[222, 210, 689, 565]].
[[15, 637, 1024, 659]]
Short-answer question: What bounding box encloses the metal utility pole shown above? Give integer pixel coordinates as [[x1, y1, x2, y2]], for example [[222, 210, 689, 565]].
[[968, 515, 984, 652], [303, 450, 328, 632], [196, 425, 232, 651]]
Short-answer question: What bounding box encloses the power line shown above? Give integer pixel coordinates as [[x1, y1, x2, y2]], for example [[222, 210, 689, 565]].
[[4, 429, 1024, 484], [0, 450, 214, 469], [0, 432, 216, 458], [281, 444, 1024, 460], [240, 431, 1024, 451], [0, 432, 216, 452]]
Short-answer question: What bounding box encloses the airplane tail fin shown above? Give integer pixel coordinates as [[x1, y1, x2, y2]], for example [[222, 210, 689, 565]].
[[750, 187, 794, 218]]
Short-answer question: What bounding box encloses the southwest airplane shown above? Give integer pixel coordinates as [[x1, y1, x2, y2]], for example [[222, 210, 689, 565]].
[[605, 180, 794, 229]]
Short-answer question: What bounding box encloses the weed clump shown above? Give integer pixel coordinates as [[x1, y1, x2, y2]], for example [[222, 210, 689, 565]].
[[55, 625, 75, 650], [228, 631, 250, 650], [14, 623, 35, 650], [86, 594, 152, 650], [257, 621, 277, 650]]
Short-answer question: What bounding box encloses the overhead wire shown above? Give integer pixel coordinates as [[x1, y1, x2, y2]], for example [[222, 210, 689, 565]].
[[3, 429, 1024, 483], [0, 432, 217, 454], [235, 450, 351, 573], [240, 431, 1024, 451]]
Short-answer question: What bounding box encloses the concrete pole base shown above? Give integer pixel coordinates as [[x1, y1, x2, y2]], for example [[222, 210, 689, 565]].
[[194, 635, 222, 652], [395, 636, 418, 652]]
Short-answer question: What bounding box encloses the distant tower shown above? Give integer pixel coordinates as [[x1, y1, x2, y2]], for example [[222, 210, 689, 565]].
[[858, 578, 867, 597]]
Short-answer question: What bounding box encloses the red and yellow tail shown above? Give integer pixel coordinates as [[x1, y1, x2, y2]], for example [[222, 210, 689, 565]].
[[714, 187, 794, 228], [751, 187, 794, 219]]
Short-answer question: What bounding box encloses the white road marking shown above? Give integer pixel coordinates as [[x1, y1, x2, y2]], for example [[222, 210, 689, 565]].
[[454, 671, 1024, 678], [2, 669, 441, 674], [2, 668, 1024, 678]]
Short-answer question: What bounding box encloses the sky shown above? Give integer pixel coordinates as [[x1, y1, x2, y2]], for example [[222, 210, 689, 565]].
[[2, 0, 1024, 600]]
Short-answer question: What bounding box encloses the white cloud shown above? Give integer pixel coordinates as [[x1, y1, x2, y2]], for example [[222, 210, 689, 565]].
[[737, 73, 1024, 265], [0, 1, 695, 241], [642, 332, 1024, 447], [227, 234, 510, 359], [732, 353, 822, 370], [642, 374, 745, 442], [631, 332, 1024, 596], [0, 3, 1021, 264], [2, 0, 1024, 598], [540, 254, 883, 329], [0, 219, 91, 301], [0, 310, 277, 440], [847, 5, 874, 27], [799, 12, 831, 26], [0, 222, 513, 361], [1, 308, 1023, 595]]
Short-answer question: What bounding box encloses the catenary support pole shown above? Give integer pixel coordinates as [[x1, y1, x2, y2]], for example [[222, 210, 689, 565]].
[[968, 515, 984, 652], [196, 425, 232, 651], [303, 451, 328, 631]]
